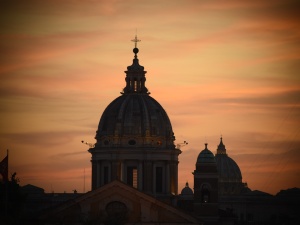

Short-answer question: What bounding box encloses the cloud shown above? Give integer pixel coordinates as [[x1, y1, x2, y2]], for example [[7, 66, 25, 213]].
[[51, 151, 87, 158], [210, 89, 300, 107], [232, 148, 300, 193], [0, 130, 90, 147], [0, 30, 108, 75], [0, 0, 299, 195], [13, 161, 92, 192], [0, 0, 121, 17]]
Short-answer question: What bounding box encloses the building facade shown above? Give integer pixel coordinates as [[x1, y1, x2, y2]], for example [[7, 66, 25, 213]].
[[89, 36, 181, 201]]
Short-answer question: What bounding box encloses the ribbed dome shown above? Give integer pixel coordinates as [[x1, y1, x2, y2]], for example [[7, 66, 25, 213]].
[[215, 155, 242, 182], [197, 143, 216, 163], [95, 94, 175, 149]]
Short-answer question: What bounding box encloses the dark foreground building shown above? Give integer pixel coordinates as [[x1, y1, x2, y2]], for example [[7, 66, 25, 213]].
[[2, 37, 299, 225]]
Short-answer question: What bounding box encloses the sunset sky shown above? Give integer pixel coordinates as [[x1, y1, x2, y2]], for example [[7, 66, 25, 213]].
[[0, 0, 299, 195]]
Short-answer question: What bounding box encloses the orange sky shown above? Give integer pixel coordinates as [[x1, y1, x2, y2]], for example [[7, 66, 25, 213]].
[[0, 0, 299, 195]]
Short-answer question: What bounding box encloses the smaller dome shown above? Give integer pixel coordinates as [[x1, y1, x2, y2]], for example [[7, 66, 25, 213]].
[[181, 182, 193, 196], [197, 143, 216, 163]]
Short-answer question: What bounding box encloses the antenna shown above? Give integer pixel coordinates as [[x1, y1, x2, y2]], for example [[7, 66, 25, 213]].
[[83, 168, 85, 193]]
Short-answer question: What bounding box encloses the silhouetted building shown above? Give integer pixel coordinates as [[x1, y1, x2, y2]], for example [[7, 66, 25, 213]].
[[193, 143, 219, 224], [178, 182, 194, 212], [89, 36, 181, 202], [40, 180, 199, 225], [11, 37, 299, 225], [215, 137, 249, 196], [21, 184, 82, 223]]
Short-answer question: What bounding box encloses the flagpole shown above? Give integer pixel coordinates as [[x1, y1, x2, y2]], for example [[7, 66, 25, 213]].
[[84, 168, 86, 193]]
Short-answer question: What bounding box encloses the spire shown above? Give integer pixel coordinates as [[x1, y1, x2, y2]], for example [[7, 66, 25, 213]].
[[217, 136, 227, 154], [122, 35, 149, 94]]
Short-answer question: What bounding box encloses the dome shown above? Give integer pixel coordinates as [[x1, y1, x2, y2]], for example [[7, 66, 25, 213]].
[[181, 182, 193, 196], [215, 137, 242, 182], [89, 36, 181, 196], [215, 137, 245, 196], [215, 155, 242, 182], [94, 37, 175, 150], [95, 94, 175, 149], [197, 143, 216, 164]]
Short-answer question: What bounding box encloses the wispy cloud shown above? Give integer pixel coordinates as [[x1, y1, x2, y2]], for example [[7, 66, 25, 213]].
[[1, 0, 299, 194], [1, 131, 86, 147]]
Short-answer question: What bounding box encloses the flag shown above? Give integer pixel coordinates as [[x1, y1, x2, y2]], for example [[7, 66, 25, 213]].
[[0, 155, 8, 182]]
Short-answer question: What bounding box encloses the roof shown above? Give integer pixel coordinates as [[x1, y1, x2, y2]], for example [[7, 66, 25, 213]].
[[215, 137, 242, 182], [180, 182, 194, 196], [197, 143, 216, 163], [40, 180, 200, 224], [94, 43, 176, 150]]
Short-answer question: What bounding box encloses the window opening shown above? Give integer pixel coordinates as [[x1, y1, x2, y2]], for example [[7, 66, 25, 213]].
[[127, 167, 138, 188], [134, 80, 137, 91], [201, 184, 210, 203], [103, 166, 109, 185], [156, 167, 163, 193], [106, 201, 127, 223], [128, 139, 136, 145]]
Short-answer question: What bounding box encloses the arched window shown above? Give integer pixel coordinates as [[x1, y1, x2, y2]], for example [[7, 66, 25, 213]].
[[106, 201, 127, 225], [201, 184, 210, 203], [134, 79, 137, 91]]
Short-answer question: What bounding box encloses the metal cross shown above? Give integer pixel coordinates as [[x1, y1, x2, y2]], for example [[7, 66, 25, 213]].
[[131, 35, 141, 48]]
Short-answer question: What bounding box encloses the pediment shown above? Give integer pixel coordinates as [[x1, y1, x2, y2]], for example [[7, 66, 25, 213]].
[[41, 180, 199, 224]]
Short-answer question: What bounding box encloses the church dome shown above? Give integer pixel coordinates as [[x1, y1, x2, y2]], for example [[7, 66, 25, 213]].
[[197, 143, 216, 164], [181, 182, 194, 196], [95, 94, 175, 149], [214, 137, 246, 196], [94, 37, 175, 150], [215, 137, 242, 183], [215, 155, 242, 182]]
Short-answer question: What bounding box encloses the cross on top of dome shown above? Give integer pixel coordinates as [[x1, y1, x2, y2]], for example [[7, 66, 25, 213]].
[[131, 34, 141, 55], [131, 34, 141, 48]]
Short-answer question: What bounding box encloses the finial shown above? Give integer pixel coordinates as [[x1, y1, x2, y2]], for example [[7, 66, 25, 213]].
[[205, 143, 208, 149], [131, 34, 141, 48]]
